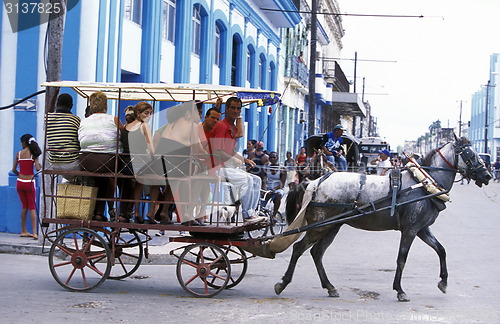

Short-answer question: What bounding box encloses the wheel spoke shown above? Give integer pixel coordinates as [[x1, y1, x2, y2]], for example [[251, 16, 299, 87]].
[[52, 260, 72, 268], [65, 268, 77, 285], [82, 236, 96, 253], [85, 262, 105, 276], [80, 268, 89, 288], [208, 270, 227, 281], [54, 243, 75, 257], [184, 274, 200, 286], [71, 233, 80, 251], [208, 254, 224, 268]]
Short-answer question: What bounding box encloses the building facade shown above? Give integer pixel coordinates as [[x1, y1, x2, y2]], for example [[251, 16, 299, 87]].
[[0, 0, 302, 232], [469, 53, 500, 161], [0, 0, 369, 233]]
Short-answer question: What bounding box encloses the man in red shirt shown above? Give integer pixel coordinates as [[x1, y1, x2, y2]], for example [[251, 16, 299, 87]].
[[209, 97, 264, 223]]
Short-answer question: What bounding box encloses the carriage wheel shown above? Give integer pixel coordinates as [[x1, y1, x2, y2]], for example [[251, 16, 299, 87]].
[[48, 228, 111, 292], [102, 230, 144, 280], [176, 243, 231, 297], [205, 246, 248, 289]]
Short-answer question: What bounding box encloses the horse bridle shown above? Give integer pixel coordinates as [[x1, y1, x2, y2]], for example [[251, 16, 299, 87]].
[[436, 142, 485, 178]]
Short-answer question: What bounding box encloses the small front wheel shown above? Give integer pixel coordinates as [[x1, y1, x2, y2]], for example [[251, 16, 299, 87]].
[[176, 243, 231, 297], [48, 228, 112, 292]]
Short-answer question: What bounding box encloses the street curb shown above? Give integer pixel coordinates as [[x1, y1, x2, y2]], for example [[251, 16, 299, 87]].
[[0, 243, 45, 256]]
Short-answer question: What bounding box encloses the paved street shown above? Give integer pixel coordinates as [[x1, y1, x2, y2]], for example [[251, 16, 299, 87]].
[[1, 180, 500, 323]]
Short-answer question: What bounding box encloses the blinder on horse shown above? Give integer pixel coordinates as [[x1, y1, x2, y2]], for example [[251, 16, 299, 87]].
[[453, 143, 491, 185]]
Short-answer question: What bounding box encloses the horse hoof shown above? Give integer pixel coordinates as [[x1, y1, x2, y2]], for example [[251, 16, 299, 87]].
[[438, 281, 447, 293], [327, 288, 339, 298], [274, 283, 284, 295], [397, 292, 410, 302]]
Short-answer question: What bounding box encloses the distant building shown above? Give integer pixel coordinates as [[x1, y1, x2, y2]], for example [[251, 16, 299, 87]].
[[469, 53, 500, 161]]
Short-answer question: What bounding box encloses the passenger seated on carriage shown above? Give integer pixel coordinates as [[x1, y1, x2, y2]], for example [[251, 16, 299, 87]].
[[141, 101, 209, 225], [119, 102, 155, 223], [261, 152, 286, 218], [208, 97, 265, 223], [78, 91, 124, 221], [321, 124, 348, 171], [46, 93, 81, 181]]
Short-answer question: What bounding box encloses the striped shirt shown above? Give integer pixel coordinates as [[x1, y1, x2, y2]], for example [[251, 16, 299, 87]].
[[46, 112, 81, 163]]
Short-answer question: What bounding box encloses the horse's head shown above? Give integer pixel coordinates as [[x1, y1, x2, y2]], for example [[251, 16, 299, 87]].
[[454, 137, 492, 187]]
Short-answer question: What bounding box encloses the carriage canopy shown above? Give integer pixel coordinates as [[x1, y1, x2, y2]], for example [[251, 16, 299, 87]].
[[305, 133, 361, 170], [41, 81, 281, 105]]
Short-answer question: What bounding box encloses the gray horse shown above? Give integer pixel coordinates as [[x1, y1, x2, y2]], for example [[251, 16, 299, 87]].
[[274, 137, 491, 301]]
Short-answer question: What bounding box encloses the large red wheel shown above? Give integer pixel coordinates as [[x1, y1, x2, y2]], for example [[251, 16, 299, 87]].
[[176, 243, 231, 297], [48, 228, 111, 292]]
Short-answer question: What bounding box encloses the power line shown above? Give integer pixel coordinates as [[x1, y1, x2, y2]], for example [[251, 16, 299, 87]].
[[322, 57, 397, 63], [261, 8, 426, 19]]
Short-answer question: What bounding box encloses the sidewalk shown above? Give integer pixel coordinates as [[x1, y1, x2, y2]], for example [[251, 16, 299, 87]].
[[0, 230, 186, 265]]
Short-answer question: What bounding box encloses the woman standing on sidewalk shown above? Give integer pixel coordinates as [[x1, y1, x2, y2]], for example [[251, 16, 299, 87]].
[[12, 134, 41, 239]]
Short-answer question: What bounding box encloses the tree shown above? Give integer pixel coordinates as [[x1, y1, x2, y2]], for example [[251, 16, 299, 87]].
[[44, 0, 67, 113]]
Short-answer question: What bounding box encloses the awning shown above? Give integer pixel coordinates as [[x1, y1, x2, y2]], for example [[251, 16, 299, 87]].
[[41, 81, 281, 105], [331, 92, 366, 117]]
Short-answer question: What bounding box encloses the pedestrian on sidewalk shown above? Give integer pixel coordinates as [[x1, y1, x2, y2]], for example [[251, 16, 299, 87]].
[[12, 134, 42, 239]]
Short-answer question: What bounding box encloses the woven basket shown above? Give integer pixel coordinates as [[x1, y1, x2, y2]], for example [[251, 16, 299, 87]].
[[56, 184, 98, 220]]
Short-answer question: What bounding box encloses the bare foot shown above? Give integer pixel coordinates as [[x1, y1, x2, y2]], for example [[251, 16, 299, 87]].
[[32, 234, 38, 240]]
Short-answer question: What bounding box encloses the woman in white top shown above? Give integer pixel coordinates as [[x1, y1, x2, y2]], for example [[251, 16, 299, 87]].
[[78, 91, 123, 221]]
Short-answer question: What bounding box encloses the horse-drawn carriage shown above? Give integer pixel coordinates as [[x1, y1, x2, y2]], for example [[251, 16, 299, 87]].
[[40, 82, 492, 301], [40, 81, 283, 297]]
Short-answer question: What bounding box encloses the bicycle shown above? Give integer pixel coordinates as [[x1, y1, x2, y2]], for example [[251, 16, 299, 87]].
[[247, 190, 287, 238]]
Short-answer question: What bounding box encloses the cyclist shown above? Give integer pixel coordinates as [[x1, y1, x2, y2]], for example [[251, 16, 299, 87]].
[[261, 152, 286, 218]]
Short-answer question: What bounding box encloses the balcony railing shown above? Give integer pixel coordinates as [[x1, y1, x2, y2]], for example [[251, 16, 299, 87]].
[[323, 60, 350, 92], [285, 55, 309, 88]]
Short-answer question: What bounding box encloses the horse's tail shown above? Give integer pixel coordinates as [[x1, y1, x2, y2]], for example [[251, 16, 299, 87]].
[[286, 181, 309, 225]]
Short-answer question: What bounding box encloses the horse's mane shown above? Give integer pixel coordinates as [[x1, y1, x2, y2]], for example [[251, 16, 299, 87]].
[[421, 137, 470, 166]]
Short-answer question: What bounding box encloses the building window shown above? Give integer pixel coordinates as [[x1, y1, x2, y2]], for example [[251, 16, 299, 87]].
[[259, 55, 266, 89], [192, 4, 201, 56], [125, 0, 142, 25], [247, 46, 255, 84], [214, 24, 221, 66], [247, 50, 251, 83], [162, 0, 176, 42]]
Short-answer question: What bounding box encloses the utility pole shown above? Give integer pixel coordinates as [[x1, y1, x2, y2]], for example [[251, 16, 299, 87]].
[[484, 80, 492, 154], [308, 0, 317, 137], [45, 0, 67, 113], [458, 100, 462, 137], [353, 51, 357, 93]]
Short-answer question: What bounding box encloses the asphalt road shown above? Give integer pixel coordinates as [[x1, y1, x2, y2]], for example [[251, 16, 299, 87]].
[[1, 180, 499, 323]]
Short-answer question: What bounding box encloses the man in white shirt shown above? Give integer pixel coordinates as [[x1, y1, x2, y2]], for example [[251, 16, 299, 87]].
[[370, 149, 392, 176]]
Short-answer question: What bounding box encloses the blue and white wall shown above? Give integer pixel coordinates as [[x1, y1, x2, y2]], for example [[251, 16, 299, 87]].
[[470, 53, 500, 161], [0, 0, 300, 232]]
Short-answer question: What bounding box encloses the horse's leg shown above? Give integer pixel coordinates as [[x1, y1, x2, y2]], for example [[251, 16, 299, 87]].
[[417, 227, 447, 293], [310, 225, 342, 297], [393, 231, 417, 302], [274, 234, 317, 295]]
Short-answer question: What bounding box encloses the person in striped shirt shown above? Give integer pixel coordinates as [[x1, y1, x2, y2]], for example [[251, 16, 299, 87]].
[[46, 93, 81, 179]]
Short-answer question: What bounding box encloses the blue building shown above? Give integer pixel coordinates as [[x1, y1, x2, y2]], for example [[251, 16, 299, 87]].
[[0, 0, 301, 233], [469, 53, 500, 161]]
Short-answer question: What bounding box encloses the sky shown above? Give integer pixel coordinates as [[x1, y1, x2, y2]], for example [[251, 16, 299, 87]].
[[335, 0, 500, 149]]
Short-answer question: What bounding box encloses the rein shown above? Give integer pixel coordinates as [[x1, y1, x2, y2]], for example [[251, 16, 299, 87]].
[[436, 148, 457, 170]]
